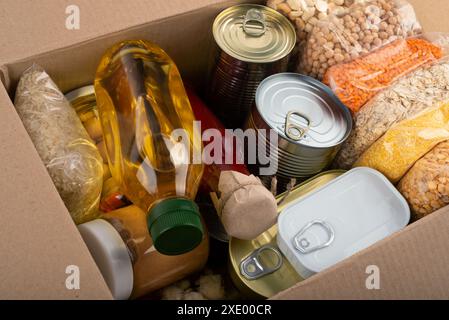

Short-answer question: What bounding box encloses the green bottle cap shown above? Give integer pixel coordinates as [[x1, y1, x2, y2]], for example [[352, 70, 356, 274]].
[[147, 198, 203, 255]]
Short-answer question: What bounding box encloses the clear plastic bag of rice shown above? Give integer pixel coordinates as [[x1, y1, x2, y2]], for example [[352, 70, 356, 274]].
[[14, 64, 103, 224]]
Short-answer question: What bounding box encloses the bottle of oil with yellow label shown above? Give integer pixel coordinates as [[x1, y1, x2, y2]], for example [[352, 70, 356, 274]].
[[94, 40, 204, 255]]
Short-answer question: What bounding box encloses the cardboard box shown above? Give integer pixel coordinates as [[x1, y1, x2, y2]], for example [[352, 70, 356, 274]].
[[0, 0, 448, 300]]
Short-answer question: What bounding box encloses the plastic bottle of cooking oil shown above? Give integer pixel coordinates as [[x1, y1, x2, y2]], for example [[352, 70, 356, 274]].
[[94, 40, 204, 255]]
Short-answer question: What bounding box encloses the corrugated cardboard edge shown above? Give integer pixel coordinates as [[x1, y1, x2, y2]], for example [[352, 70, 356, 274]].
[[0, 65, 10, 91], [0, 83, 113, 299], [0, 0, 253, 300], [272, 205, 449, 300], [2, 0, 256, 94], [0, 0, 255, 67]]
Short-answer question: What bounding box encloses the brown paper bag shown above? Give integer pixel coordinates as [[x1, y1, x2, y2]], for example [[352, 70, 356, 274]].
[[217, 171, 277, 240]]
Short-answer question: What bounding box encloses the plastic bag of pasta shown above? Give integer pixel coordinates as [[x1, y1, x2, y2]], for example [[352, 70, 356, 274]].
[[354, 102, 449, 183], [14, 64, 103, 224], [334, 58, 449, 169], [398, 141, 449, 221], [299, 0, 422, 80]]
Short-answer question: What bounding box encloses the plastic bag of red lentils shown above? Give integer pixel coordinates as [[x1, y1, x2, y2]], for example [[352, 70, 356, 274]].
[[333, 53, 449, 170], [323, 35, 444, 114], [299, 0, 422, 80]]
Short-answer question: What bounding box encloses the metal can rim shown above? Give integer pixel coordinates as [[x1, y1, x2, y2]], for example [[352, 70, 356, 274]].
[[228, 170, 345, 298], [254, 73, 353, 149], [213, 4, 296, 64], [65, 85, 95, 103]]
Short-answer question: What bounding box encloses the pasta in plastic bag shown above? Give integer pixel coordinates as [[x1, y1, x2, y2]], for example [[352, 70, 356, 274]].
[[14, 64, 103, 224], [323, 36, 443, 113], [398, 141, 449, 220], [334, 58, 449, 169], [354, 102, 449, 183], [299, 0, 422, 80]]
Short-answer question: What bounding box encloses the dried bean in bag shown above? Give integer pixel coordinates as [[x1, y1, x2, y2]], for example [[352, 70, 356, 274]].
[[299, 0, 422, 80], [398, 141, 449, 220]]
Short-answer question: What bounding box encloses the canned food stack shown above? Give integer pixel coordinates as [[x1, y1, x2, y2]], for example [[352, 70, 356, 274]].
[[207, 5, 296, 128], [247, 73, 352, 191]]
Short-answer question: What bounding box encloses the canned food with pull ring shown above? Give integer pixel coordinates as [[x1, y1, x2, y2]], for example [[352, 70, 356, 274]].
[[228, 170, 345, 299], [206, 4, 296, 129], [247, 73, 352, 191], [277, 168, 410, 279]]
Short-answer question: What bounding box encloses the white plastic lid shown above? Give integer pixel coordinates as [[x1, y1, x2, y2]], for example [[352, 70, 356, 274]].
[[277, 168, 410, 279], [78, 219, 134, 300]]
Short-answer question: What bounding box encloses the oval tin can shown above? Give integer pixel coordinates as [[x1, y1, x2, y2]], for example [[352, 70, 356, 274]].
[[277, 168, 410, 279], [228, 170, 345, 299]]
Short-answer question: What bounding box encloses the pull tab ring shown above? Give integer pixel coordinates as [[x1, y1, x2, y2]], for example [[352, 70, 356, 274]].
[[243, 9, 267, 37], [285, 111, 311, 141], [239, 245, 283, 280], [293, 220, 335, 254]]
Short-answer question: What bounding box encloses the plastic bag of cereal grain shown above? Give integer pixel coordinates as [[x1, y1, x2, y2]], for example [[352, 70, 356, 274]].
[[14, 64, 103, 224], [334, 58, 449, 169], [354, 102, 449, 183], [299, 0, 422, 80], [398, 141, 449, 221]]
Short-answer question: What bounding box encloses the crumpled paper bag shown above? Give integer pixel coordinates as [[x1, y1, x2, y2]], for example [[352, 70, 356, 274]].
[[217, 171, 277, 240]]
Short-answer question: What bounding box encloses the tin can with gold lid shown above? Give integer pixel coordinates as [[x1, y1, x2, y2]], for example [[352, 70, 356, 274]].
[[206, 4, 296, 128], [66, 86, 120, 211], [65, 85, 104, 144], [228, 170, 345, 299], [66, 86, 97, 121]]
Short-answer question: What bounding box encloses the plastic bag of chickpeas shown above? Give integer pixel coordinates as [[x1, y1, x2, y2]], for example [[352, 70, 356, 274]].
[[298, 0, 422, 80], [267, 0, 359, 47], [398, 140, 449, 221]]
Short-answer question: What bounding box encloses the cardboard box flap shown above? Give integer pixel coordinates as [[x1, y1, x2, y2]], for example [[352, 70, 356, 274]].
[[0, 85, 111, 299], [0, 0, 255, 300], [273, 205, 449, 300], [0, 0, 249, 66], [408, 0, 449, 33]]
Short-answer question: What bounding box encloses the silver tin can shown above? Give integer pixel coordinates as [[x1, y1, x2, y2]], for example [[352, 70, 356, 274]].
[[207, 4, 296, 128], [248, 73, 352, 191]]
